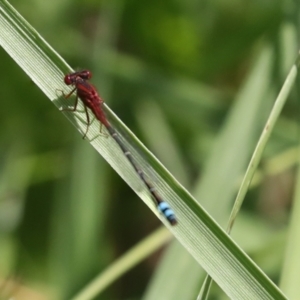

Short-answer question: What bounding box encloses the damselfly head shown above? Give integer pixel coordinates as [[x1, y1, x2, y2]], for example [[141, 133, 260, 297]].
[[64, 70, 92, 85]]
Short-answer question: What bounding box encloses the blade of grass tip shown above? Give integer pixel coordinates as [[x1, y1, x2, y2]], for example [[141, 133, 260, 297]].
[[71, 227, 173, 300], [0, 1, 289, 299], [227, 52, 299, 234]]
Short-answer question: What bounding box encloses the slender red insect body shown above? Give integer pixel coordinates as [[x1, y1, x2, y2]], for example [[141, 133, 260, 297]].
[[62, 70, 177, 226], [64, 70, 109, 128]]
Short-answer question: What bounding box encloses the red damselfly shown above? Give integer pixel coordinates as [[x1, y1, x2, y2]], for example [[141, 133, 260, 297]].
[[61, 70, 177, 226]]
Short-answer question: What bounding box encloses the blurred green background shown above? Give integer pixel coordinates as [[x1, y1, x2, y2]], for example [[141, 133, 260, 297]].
[[1, 0, 297, 299]]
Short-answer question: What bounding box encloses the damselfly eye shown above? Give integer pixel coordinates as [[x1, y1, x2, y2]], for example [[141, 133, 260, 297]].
[[64, 74, 73, 85], [64, 70, 92, 85]]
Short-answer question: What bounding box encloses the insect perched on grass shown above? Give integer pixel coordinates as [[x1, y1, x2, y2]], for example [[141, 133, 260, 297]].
[[61, 70, 177, 226]]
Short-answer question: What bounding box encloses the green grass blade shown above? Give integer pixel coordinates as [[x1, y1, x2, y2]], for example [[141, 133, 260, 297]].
[[71, 227, 172, 300], [227, 58, 298, 233]]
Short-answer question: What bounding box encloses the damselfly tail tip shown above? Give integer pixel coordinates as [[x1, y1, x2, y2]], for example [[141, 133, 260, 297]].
[[169, 218, 178, 226]]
